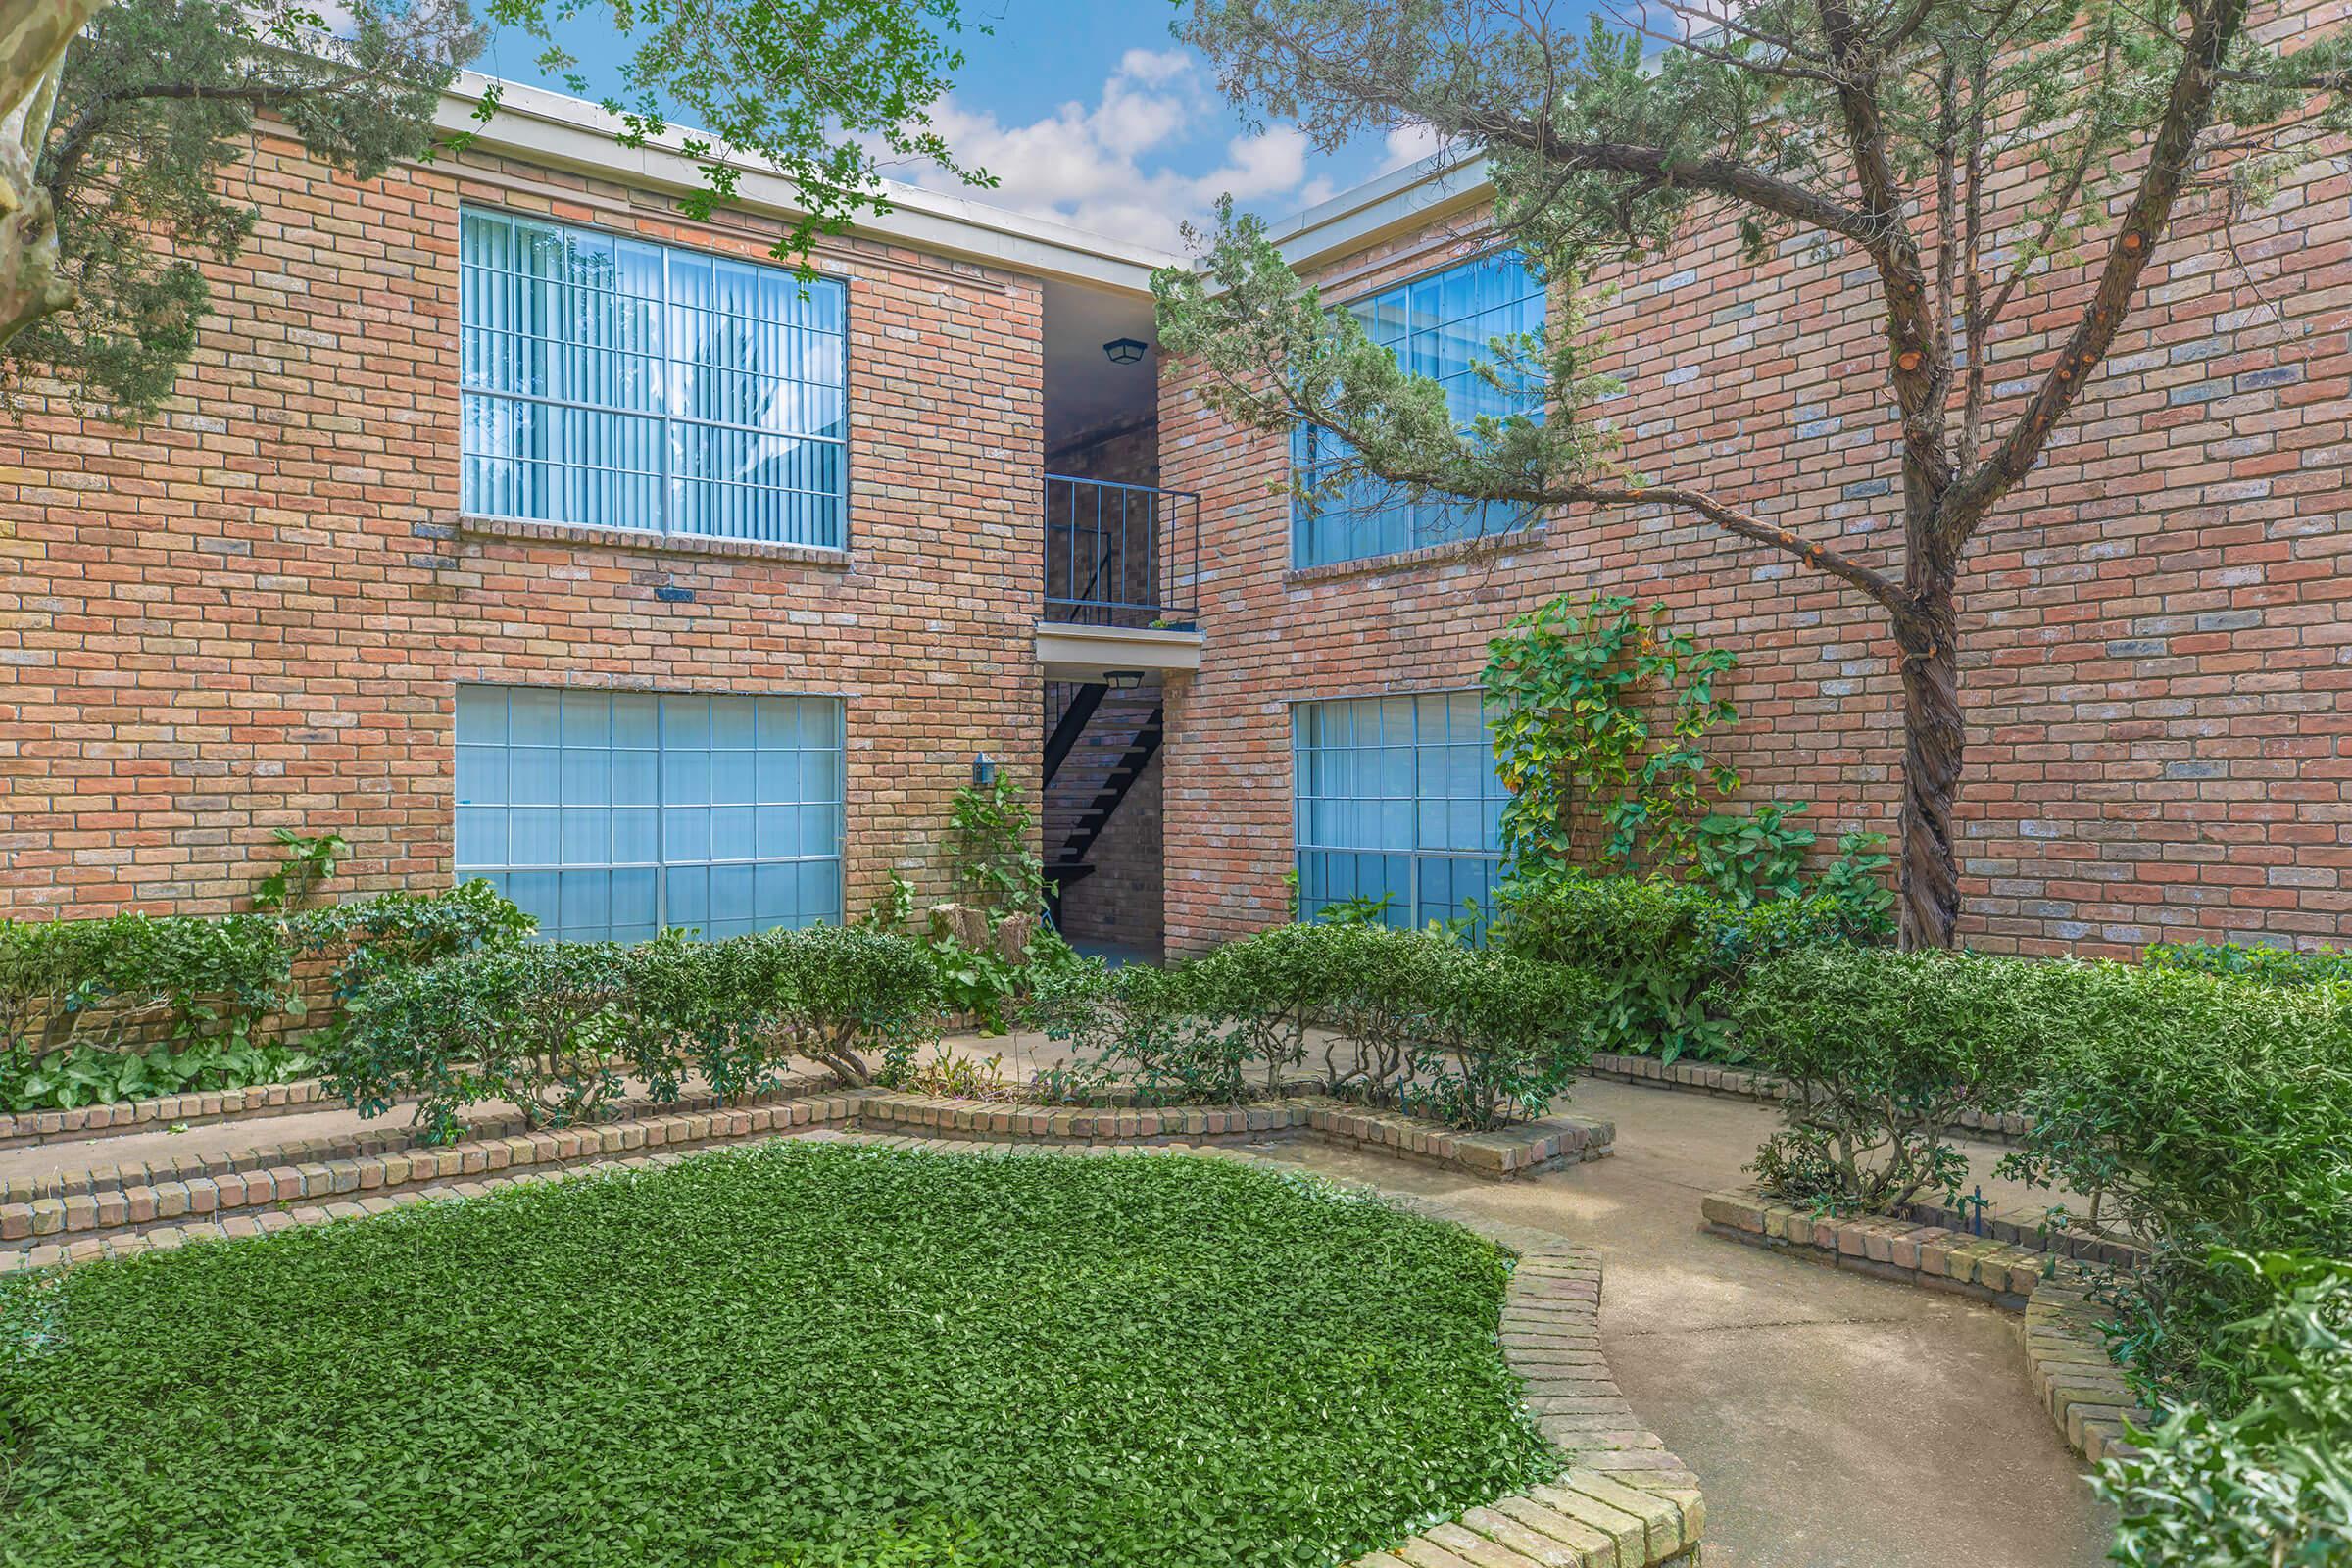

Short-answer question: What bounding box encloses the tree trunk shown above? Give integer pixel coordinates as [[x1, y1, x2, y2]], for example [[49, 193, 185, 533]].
[[1894, 573, 1964, 949]]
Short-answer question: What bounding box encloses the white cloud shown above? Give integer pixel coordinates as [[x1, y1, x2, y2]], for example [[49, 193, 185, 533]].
[[1378, 122, 1451, 173], [886, 49, 1325, 247]]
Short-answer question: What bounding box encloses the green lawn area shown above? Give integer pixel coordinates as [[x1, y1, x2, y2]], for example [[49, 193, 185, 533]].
[[0, 1143, 1557, 1568]]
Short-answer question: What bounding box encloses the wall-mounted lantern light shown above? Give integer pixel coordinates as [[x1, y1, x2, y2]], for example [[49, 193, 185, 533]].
[[972, 753, 998, 787], [1103, 670, 1147, 691], [1102, 337, 1147, 365]]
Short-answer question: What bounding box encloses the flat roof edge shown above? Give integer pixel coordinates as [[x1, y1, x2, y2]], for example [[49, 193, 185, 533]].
[[435, 74, 1182, 294]]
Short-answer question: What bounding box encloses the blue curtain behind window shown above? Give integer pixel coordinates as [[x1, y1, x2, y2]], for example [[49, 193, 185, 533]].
[[459, 210, 848, 548], [1292, 250, 1546, 568], [455, 685, 845, 942], [1292, 691, 1507, 936]]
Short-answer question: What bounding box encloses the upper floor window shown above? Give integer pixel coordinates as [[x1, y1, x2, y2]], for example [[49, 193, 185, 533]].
[[1291, 249, 1545, 569], [460, 209, 848, 549]]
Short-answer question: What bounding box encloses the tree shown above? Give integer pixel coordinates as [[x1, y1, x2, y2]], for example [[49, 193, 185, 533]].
[[0, 0, 984, 423], [1153, 0, 2351, 948]]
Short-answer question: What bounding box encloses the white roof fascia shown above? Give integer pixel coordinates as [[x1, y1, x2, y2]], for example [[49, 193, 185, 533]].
[[434, 73, 1182, 294]]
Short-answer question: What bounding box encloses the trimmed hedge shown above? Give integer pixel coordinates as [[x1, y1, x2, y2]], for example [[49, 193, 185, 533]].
[[324, 923, 943, 1141], [1032, 923, 1595, 1131], [1726, 941, 2352, 1490], [1496, 873, 1886, 1062], [2098, 1250, 2352, 1568], [2144, 938, 2352, 989], [1722, 948, 2059, 1212]]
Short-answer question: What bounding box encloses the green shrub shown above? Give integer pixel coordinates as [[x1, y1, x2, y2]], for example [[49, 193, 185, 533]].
[[1403, 946, 1596, 1130], [1725, 948, 2063, 1213], [0, 911, 299, 1112], [293, 880, 537, 1037], [1999, 971, 2352, 1407], [1497, 872, 1881, 1063], [326, 940, 630, 1141], [2098, 1250, 2352, 1568], [1032, 924, 1594, 1131], [2144, 939, 2352, 988]]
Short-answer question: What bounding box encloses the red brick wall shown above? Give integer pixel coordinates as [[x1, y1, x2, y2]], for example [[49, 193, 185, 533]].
[[0, 132, 1044, 919], [1160, 47, 2352, 956]]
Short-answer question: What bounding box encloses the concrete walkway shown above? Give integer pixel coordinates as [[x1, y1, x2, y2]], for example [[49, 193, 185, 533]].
[[1256, 1078, 2117, 1568]]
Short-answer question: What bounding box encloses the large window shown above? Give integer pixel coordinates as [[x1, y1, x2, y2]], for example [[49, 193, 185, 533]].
[[455, 685, 844, 943], [1293, 691, 1507, 934], [1291, 249, 1546, 568], [460, 209, 848, 548]]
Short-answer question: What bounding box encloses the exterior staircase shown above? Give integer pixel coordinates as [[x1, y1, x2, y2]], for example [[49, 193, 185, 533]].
[[1042, 681, 1162, 913]]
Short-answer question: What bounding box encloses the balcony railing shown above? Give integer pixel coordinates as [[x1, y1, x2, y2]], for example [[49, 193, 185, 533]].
[[1042, 474, 1199, 629]]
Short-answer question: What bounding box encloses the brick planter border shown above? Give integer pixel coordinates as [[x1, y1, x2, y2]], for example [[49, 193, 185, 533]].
[[2024, 1277, 2149, 1464], [857, 1091, 1614, 1178], [0, 1077, 346, 1151], [3, 1088, 1613, 1256], [1700, 1187, 2056, 1309], [2, 1072, 840, 1205], [1586, 1051, 2034, 1145]]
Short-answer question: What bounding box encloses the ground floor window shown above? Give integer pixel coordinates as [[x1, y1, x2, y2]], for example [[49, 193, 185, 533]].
[[455, 684, 844, 942], [1292, 690, 1506, 935]]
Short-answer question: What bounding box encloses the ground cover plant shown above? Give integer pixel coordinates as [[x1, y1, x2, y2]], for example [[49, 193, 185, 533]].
[[0, 1143, 1558, 1568]]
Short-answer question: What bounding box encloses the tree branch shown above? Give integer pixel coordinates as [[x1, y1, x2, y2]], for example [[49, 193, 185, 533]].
[[1939, 0, 2252, 549], [1476, 120, 1886, 247]]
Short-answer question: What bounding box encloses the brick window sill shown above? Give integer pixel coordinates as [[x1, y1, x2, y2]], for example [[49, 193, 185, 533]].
[[459, 514, 855, 569], [1286, 522, 1548, 586]]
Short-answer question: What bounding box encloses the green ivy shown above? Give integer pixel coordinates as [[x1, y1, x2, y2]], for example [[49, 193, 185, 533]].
[[1482, 593, 1739, 879], [0, 1144, 1558, 1568]]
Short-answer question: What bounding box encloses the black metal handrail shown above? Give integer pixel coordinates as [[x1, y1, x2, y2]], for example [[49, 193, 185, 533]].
[[1042, 474, 1200, 629]]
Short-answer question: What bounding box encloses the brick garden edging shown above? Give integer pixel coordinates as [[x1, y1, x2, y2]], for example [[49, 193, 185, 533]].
[[1703, 1186, 2157, 1472], [1, 1088, 1612, 1258], [857, 1092, 1614, 1178], [1700, 1187, 2058, 1308], [1586, 1051, 2035, 1145], [0, 1071, 841, 1204], [2024, 1277, 2150, 1464], [0, 1077, 346, 1151]]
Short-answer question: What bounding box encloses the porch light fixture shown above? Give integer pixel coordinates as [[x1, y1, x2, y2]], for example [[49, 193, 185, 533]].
[[1102, 337, 1147, 365], [971, 753, 998, 787], [1103, 670, 1146, 691]]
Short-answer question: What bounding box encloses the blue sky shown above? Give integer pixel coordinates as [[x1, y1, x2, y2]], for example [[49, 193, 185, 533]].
[[472, 0, 1435, 249]]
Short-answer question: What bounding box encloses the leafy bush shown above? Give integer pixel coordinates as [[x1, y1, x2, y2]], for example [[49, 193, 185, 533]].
[[1691, 800, 1817, 905], [0, 911, 298, 1111], [331, 923, 943, 1138], [2098, 1250, 2352, 1568], [326, 940, 630, 1142], [1403, 946, 1596, 1130], [293, 880, 537, 1038], [1497, 872, 1884, 1063], [1725, 948, 2063, 1212], [2144, 939, 2352, 989], [1033, 923, 1594, 1130], [1999, 970, 2352, 1407]]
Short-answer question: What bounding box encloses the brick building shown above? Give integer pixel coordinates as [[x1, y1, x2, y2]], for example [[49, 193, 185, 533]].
[[2, 59, 2347, 960], [0, 76, 1194, 952], [1159, 121, 2352, 957]]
